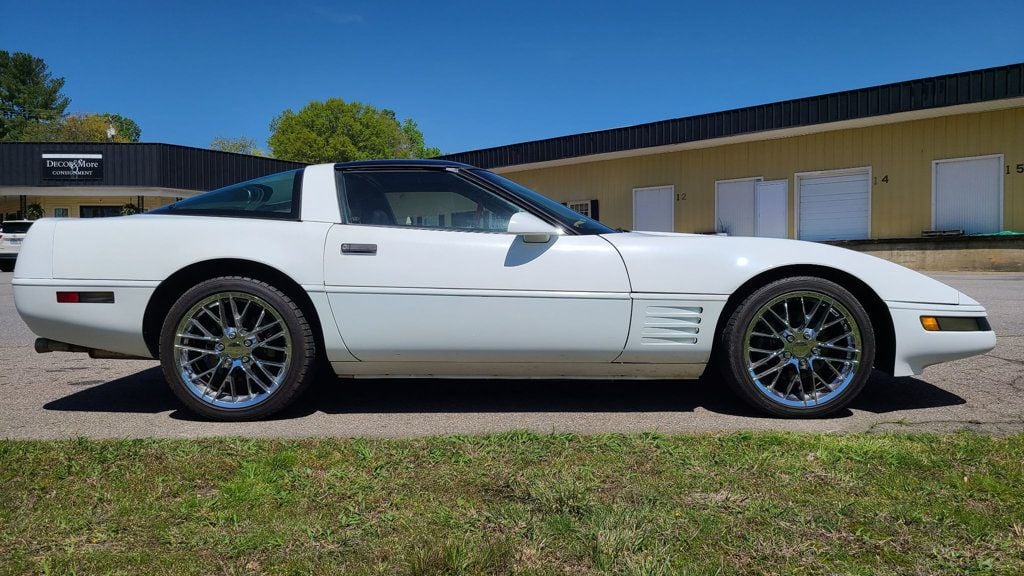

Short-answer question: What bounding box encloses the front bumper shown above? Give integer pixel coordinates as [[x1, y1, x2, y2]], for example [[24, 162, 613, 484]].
[[888, 301, 996, 376]]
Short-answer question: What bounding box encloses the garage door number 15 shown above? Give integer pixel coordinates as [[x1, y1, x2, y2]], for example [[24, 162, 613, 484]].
[[1007, 163, 1024, 175]]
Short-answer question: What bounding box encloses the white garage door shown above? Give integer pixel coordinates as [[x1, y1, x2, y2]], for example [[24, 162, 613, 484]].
[[715, 178, 788, 238], [715, 178, 758, 236], [755, 179, 789, 238], [633, 186, 675, 232], [797, 169, 870, 241], [933, 155, 1002, 234]]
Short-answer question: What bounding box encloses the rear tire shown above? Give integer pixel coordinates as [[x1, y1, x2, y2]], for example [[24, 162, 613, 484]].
[[159, 276, 316, 421], [0, 261, 13, 272], [717, 276, 875, 418]]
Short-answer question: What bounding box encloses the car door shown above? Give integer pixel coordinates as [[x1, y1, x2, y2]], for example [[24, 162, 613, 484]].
[[323, 167, 631, 363]]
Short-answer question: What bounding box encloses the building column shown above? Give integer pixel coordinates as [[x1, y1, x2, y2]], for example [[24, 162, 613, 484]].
[[137, 195, 144, 211], [19, 195, 27, 219]]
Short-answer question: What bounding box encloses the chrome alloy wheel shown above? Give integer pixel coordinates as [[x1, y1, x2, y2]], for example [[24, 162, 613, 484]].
[[742, 290, 863, 408], [172, 291, 292, 409]]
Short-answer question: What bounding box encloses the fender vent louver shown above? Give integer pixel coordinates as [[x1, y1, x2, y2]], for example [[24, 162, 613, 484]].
[[640, 306, 702, 346]]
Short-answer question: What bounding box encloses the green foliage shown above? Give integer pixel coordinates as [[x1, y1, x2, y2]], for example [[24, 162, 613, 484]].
[[209, 135, 265, 156], [120, 203, 139, 216], [22, 112, 143, 143], [268, 98, 441, 163], [101, 113, 141, 142], [0, 51, 70, 141], [24, 203, 43, 220]]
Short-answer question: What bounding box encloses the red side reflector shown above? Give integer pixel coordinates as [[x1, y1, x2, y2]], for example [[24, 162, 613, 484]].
[[55, 291, 114, 303], [56, 292, 80, 303]]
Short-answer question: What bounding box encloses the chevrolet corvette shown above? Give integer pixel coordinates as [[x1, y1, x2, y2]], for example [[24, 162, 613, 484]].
[[12, 160, 996, 420]]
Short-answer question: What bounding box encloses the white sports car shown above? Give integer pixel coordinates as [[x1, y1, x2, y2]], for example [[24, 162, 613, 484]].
[[13, 160, 996, 420]]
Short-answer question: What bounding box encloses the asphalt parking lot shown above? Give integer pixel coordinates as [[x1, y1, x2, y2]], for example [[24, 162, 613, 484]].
[[0, 271, 1021, 439]]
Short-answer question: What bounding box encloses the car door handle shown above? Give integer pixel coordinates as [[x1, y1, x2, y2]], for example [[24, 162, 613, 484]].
[[341, 243, 377, 255]]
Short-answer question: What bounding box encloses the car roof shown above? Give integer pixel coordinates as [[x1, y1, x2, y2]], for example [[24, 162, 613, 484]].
[[1, 220, 33, 225], [333, 159, 476, 170]]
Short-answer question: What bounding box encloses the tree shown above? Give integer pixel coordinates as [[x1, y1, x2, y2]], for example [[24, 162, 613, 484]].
[[22, 112, 142, 142], [210, 136, 264, 156], [102, 113, 141, 142], [268, 98, 441, 163], [0, 51, 71, 140]]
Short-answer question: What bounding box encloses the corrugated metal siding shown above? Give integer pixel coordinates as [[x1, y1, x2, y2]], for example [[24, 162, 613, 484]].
[[0, 143, 305, 191], [499, 106, 1024, 239], [441, 63, 1024, 169]]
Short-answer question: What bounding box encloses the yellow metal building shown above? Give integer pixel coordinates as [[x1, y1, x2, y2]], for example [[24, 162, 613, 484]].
[[443, 63, 1024, 241]]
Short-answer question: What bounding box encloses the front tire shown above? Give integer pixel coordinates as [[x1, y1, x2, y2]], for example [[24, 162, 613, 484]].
[[159, 276, 316, 421], [717, 276, 875, 418]]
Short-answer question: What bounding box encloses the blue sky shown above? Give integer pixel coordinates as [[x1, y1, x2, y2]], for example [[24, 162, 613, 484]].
[[2, 0, 1022, 154]]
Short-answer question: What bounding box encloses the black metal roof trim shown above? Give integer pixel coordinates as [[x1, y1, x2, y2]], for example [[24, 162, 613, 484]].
[[439, 62, 1024, 169], [0, 142, 305, 191]]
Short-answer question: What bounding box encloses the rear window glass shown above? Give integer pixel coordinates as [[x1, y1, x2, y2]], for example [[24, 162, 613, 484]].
[[1, 222, 32, 234], [152, 169, 303, 219]]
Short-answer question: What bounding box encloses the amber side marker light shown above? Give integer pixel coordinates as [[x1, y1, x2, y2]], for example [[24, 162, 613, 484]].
[[920, 316, 991, 332]]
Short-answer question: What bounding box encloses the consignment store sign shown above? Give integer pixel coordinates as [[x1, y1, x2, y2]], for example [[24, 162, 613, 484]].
[[41, 153, 103, 180]]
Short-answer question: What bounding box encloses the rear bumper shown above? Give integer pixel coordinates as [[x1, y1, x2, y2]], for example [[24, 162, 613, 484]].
[[12, 279, 157, 358], [888, 301, 996, 376]]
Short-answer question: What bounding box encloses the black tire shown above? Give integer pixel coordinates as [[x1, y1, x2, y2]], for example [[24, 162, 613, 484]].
[[716, 276, 875, 418], [0, 261, 14, 272], [159, 276, 316, 421]]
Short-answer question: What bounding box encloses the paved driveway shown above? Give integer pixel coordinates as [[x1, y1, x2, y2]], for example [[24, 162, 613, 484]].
[[1, 271, 1021, 439]]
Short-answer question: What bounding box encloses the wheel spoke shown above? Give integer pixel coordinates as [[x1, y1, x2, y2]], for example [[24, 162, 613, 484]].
[[820, 343, 858, 353], [766, 308, 789, 331], [253, 329, 286, 349], [177, 333, 219, 343], [174, 344, 217, 355], [753, 358, 788, 380], [229, 296, 243, 329], [216, 301, 229, 334], [783, 373, 799, 398], [749, 350, 783, 370], [804, 297, 822, 329], [815, 300, 834, 331], [243, 364, 271, 393], [187, 317, 216, 338], [192, 363, 219, 383]]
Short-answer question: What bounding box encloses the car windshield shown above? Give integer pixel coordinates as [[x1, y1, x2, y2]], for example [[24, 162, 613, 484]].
[[470, 169, 616, 235], [1, 221, 32, 234]]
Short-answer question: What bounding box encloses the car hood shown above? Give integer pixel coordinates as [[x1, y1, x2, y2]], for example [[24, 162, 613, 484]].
[[601, 231, 963, 305]]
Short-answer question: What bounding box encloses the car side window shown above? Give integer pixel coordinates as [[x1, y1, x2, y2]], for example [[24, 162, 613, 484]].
[[337, 169, 521, 232], [154, 169, 303, 219]]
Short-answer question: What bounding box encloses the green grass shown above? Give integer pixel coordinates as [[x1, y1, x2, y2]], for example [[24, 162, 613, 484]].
[[2, 432, 1023, 575]]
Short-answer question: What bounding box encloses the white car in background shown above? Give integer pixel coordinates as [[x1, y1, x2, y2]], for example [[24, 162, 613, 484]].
[[0, 220, 34, 272], [12, 160, 996, 421]]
